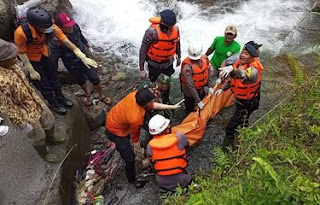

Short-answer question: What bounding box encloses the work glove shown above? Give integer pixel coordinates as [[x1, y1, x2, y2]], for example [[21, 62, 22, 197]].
[[22, 123, 33, 134], [139, 70, 148, 80], [219, 65, 233, 78], [73, 48, 98, 68], [26, 63, 41, 80], [176, 57, 181, 66], [197, 101, 204, 110], [215, 78, 222, 86], [215, 89, 223, 96], [208, 87, 214, 95]]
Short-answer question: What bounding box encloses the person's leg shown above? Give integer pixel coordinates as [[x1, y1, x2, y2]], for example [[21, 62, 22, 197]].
[[107, 132, 136, 183], [148, 64, 162, 82], [30, 59, 67, 115], [184, 95, 195, 114], [28, 120, 60, 163], [223, 103, 247, 147], [44, 56, 73, 108], [39, 105, 66, 144], [161, 64, 175, 101]]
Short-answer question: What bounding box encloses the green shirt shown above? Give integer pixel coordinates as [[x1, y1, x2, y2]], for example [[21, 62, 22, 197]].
[[209, 36, 241, 69]]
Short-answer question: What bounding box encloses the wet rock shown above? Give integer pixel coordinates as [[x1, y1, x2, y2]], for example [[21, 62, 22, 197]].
[[85, 108, 107, 131], [311, 1, 320, 12], [0, 0, 16, 40], [16, 0, 73, 16], [111, 72, 127, 81]]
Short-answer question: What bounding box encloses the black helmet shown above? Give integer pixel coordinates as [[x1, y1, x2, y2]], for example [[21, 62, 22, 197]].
[[27, 7, 53, 28]]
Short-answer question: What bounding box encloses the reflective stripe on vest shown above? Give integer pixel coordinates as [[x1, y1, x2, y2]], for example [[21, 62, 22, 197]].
[[180, 56, 210, 89], [149, 133, 187, 176], [231, 58, 263, 100], [147, 24, 179, 63]]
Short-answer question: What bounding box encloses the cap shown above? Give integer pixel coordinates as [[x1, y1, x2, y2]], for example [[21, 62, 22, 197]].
[[56, 13, 75, 28], [243, 43, 258, 57], [225, 25, 237, 35], [0, 38, 18, 61], [246, 41, 262, 49], [135, 88, 155, 107], [160, 9, 176, 26]]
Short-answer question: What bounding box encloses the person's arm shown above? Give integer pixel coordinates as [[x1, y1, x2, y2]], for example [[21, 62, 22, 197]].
[[175, 27, 181, 66], [18, 53, 41, 80], [76, 24, 89, 46], [182, 64, 201, 103], [231, 66, 259, 84], [176, 132, 189, 150], [152, 102, 180, 110], [129, 122, 142, 143], [139, 27, 157, 71], [205, 37, 217, 56], [14, 28, 41, 80]]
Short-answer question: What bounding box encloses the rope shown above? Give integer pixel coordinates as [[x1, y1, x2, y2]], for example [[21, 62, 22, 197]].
[[43, 143, 78, 205]]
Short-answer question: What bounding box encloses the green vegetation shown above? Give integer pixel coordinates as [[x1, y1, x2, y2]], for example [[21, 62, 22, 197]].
[[163, 74, 320, 204]]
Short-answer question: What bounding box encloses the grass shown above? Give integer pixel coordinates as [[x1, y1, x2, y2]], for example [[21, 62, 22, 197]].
[[162, 59, 320, 205]]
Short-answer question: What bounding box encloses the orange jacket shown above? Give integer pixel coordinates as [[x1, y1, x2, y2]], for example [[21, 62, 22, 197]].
[[231, 58, 264, 100], [147, 18, 180, 63], [14, 23, 67, 62], [148, 133, 188, 176], [181, 55, 210, 89], [106, 91, 146, 143]]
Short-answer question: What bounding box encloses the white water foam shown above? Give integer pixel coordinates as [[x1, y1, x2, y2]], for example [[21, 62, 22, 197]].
[[70, 0, 310, 67]]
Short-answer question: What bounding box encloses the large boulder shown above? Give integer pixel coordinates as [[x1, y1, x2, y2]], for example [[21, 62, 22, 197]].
[[16, 0, 73, 17], [0, 0, 16, 40]]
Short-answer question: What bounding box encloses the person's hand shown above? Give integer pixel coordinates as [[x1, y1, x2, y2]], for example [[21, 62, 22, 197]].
[[219, 65, 233, 78], [215, 78, 222, 86], [215, 89, 223, 96], [176, 57, 181, 66], [197, 101, 204, 109], [139, 70, 148, 80], [208, 88, 214, 95], [74, 48, 98, 68], [22, 123, 33, 134], [26, 64, 41, 80]]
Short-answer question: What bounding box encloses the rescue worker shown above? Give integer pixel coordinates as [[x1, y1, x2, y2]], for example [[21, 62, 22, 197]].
[[218, 41, 264, 147], [146, 114, 191, 191], [0, 38, 64, 163], [205, 25, 241, 78], [14, 7, 98, 115], [180, 43, 214, 113], [139, 9, 181, 101], [52, 13, 111, 106], [105, 88, 180, 188]]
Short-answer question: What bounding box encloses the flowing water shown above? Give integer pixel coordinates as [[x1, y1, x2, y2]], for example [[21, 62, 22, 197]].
[[70, 0, 311, 73], [68, 0, 314, 204]]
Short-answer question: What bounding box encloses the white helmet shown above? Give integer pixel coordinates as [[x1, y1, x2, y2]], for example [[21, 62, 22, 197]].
[[148, 114, 170, 135], [188, 43, 203, 60]]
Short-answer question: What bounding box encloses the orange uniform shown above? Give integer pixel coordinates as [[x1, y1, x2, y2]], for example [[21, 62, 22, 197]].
[[14, 23, 67, 62], [231, 58, 264, 100], [106, 91, 151, 143]]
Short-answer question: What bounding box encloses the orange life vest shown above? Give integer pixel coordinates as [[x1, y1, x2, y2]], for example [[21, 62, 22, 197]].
[[146, 17, 180, 63], [149, 133, 187, 176], [231, 58, 264, 100], [180, 56, 210, 89]]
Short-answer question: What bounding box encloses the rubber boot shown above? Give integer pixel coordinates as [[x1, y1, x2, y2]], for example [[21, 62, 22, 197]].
[[48, 99, 67, 115], [33, 145, 61, 163], [45, 128, 66, 144]]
